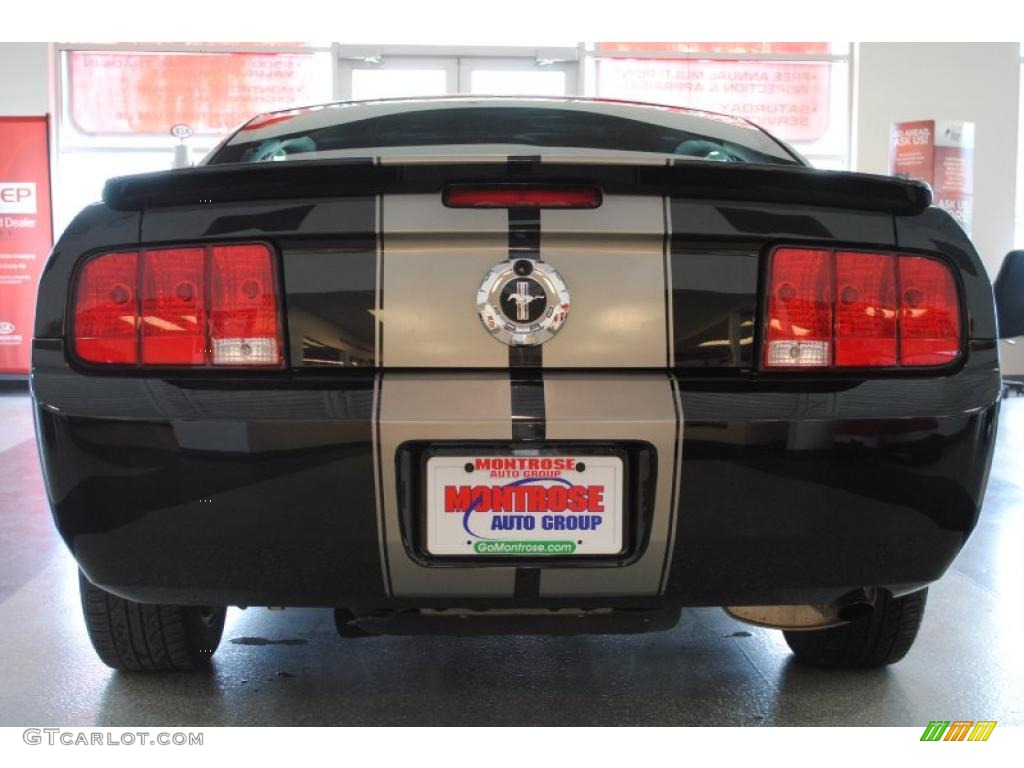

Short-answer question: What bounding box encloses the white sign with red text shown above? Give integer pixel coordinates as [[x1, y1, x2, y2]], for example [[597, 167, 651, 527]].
[[426, 455, 624, 557]]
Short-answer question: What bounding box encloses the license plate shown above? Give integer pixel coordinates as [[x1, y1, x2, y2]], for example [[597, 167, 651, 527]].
[[425, 453, 624, 557]]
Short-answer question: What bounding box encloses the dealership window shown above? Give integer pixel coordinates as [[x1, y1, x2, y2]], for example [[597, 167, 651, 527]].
[[55, 42, 853, 233], [55, 44, 332, 232], [585, 42, 852, 169], [335, 46, 579, 101]]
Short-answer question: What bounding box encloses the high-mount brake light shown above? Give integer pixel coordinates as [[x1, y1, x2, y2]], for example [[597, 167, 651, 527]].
[[764, 247, 961, 370], [443, 185, 602, 209], [73, 243, 283, 368]]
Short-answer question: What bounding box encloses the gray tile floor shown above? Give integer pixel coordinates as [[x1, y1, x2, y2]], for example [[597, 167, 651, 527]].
[[1, 388, 1022, 726]]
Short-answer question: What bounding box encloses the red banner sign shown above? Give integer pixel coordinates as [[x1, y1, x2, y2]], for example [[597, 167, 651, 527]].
[[68, 51, 327, 136], [890, 120, 975, 234], [0, 117, 53, 375]]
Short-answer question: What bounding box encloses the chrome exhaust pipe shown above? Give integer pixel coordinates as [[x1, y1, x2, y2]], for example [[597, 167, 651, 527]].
[[725, 589, 877, 631]]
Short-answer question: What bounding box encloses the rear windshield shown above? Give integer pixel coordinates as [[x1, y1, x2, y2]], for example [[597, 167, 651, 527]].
[[209, 106, 801, 166]]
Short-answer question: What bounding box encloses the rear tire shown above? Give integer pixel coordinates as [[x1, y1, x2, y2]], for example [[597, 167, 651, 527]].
[[79, 572, 227, 671], [783, 588, 927, 668]]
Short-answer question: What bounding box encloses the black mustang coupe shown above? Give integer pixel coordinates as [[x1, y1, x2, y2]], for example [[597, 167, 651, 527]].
[[32, 96, 1016, 672]]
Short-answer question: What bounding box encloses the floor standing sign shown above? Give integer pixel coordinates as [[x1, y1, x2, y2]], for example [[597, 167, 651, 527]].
[[890, 119, 975, 235], [0, 117, 53, 376]]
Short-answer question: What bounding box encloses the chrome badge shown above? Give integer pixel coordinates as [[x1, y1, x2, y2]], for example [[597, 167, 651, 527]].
[[477, 259, 570, 346]]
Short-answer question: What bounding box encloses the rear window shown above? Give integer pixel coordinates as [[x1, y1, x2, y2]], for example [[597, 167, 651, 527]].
[[209, 105, 801, 166]]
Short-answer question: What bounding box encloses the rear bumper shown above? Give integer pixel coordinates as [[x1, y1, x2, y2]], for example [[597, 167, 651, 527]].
[[32, 340, 1001, 609]]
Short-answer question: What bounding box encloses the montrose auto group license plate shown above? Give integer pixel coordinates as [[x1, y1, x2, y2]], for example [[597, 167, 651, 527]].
[[425, 454, 624, 556]]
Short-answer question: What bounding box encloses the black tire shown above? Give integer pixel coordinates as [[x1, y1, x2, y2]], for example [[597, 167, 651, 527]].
[[79, 572, 227, 672], [783, 588, 928, 669]]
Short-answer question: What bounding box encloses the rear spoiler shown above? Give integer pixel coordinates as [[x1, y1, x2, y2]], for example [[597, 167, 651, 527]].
[[103, 158, 932, 216]]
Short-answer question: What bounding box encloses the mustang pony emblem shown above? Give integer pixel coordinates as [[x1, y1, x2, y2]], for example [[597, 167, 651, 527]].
[[508, 281, 543, 321], [477, 259, 571, 346]]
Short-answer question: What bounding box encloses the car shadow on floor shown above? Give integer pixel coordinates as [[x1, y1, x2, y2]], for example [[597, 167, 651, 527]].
[[91, 607, 915, 727]]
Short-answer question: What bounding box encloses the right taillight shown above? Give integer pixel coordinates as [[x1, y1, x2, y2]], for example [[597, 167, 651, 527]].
[[764, 247, 961, 370], [73, 243, 283, 368]]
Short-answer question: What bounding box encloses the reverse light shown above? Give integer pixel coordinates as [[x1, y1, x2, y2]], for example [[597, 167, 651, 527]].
[[764, 248, 832, 368], [73, 243, 283, 368], [209, 244, 281, 366], [444, 185, 602, 209], [764, 247, 961, 370]]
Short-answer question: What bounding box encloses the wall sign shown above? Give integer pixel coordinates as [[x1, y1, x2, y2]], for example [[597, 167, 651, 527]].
[[890, 119, 975, 234], [0, 117, 53, 376]]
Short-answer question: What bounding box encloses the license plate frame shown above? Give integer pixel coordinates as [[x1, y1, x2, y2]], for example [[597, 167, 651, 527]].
[[411, 444, 635, 561], [396, 442, 657, 566], [426, 453, 624, 558]]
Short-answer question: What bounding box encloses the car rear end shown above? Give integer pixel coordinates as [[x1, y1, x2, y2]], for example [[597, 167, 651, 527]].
[[32, 98, 1000, 651]]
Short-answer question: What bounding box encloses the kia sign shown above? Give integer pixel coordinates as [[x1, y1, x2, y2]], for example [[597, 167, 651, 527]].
[[0, 118, 53, 376]]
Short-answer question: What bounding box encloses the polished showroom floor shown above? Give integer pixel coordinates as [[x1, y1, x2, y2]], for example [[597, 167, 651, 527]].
[[1, 386, 1022, 726]]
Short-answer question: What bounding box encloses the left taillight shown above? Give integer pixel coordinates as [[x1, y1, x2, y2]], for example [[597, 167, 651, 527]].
[[73, 243, 283, 368]]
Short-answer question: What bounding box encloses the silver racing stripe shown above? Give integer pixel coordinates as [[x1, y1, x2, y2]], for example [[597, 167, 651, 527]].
[[375, 373, 518, 597], [538, 190, 681, 595], [662, 373, 683, 594], [540, 195, 668, 368], [373, 194, 518, 596], [371, 189, 681, 598], [538, 373, 682, 597], [377, 193, 507, 368]]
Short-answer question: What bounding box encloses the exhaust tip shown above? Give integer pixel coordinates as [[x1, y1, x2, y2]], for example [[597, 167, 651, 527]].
[[725, 589, 879, 630]]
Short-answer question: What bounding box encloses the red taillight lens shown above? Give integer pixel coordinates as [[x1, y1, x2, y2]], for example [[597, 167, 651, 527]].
[[209, 244, 281, 366], [898, 256, 961, 366], [73, 251, 139, 364], [444, 185, 602, 209], [764, 247, 961, 370], [73, 243, 282, 368], [835, 251, 898, 367], [764, 248, 833, 367], [141, 247, 206, 365]]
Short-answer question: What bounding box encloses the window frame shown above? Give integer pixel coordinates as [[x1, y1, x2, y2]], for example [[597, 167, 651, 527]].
[[334, 44, 579, 100], [50, 41, 856, 232], [51, 42, 335, 231]]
